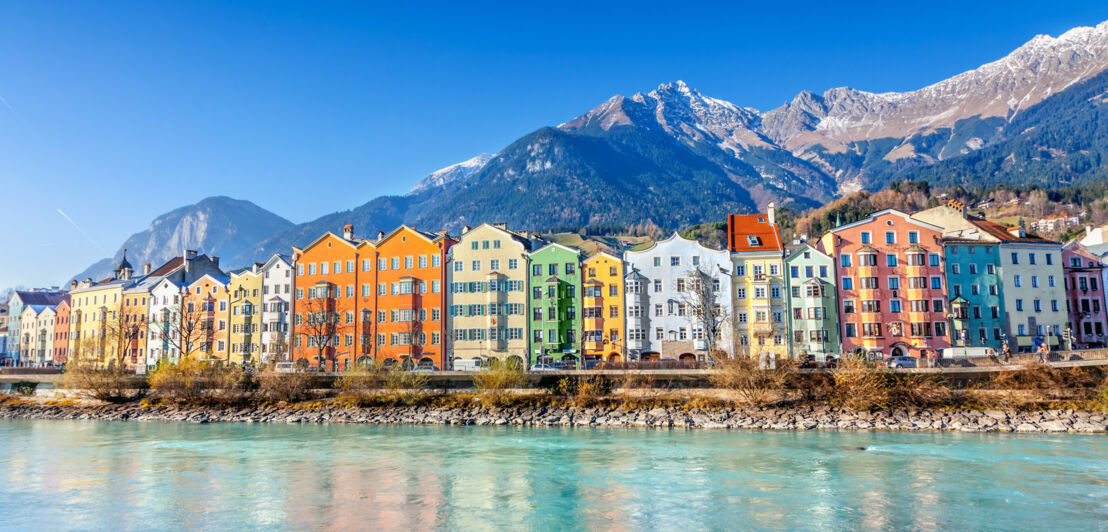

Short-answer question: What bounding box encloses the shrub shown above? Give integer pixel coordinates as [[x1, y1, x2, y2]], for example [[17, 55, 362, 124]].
[[550, 375, 612, 407], [61, 363, 145, 403], [149, 359, 237, 405], [828, 356, 892, 410], [10, 381, 37, 396], [473, 358, 528, 406], [255, 364, 316, 403], [383, 366, 430, 405], [335, 362, 386, 405], [710, 356, 794, 406]]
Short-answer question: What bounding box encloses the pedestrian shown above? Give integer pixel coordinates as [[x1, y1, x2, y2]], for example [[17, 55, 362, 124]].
[[1003, 344, 1011, 363], [1037, 344, 1045, 363]]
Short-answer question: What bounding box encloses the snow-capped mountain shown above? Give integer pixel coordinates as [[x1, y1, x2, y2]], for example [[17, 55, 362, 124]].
[[409, 153, 496, 193]]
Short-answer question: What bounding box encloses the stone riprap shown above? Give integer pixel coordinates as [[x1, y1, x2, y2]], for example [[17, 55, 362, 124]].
[[0, 402, 1105, 433]]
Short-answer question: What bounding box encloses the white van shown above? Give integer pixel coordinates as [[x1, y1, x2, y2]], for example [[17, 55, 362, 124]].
[[939, 347, 996, 359], [453, 358, 484, 371]]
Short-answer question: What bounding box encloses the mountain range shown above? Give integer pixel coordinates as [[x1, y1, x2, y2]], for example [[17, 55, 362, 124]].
[[75, 20, 1108, 279]]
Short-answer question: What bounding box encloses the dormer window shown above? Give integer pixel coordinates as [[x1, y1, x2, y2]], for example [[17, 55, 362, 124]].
[[756, 217, 765, 223], [747, 236, 761, 247]]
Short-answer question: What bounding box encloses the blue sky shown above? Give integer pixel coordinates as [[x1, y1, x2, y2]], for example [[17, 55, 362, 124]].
[[3, 1, 1108, 289]]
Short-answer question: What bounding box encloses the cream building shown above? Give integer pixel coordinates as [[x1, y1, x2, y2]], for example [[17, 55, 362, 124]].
[[446, 223, 537, 367], [260, 254, 294, 362]]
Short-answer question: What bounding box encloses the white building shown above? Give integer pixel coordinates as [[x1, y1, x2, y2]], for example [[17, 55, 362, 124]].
[[623, 233, 733, 361], [146, 278, 186, 368], [19, 305, 55, 366], [260, 254, 294, 362]]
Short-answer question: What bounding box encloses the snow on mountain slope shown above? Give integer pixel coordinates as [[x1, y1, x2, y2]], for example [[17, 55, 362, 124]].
[[409, 153, 496, 193]]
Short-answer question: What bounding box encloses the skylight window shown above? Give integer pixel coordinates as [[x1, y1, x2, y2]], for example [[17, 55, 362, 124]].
[[747, 236, 762, 247]]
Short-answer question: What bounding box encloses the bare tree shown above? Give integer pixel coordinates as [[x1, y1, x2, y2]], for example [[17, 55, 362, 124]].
[[679, 267, 733, 361], [152, 303, 208, 363], [296, 298, 347, 371]]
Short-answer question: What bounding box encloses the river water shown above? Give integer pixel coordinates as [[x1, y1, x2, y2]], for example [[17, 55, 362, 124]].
[[0, 420, 1105, 530]]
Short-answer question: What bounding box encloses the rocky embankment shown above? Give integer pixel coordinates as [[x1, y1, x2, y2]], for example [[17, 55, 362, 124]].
[[1, 402, 1106, 432]]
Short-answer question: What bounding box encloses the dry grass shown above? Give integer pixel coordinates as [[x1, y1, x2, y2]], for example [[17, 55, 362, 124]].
[[710, 356, 795, 406], [61, 363, 145, 403], [148, 359, 245, 405], [255, 365, 316, 403], [472, 359, 528, 406]]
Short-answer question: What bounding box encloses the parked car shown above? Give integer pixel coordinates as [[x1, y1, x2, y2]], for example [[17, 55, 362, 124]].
[[887, 356, 918, 369], [274, 362, 297, 373], [453, 359, 484, 371]]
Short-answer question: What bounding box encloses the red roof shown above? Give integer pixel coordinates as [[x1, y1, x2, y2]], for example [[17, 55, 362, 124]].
[[727, 213, 782, 252], [967, 218, 1054, 243]]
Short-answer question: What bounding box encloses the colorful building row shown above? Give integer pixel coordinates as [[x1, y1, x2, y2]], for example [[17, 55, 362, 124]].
[[8, 202, 1108, 368]]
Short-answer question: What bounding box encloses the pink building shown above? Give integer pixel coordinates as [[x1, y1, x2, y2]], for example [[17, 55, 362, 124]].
[[1062, 242, 1108, 347], [821, 210, 951, 359]]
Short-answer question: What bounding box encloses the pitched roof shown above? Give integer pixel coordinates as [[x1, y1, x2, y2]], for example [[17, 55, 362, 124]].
[[727, 214, 782, 252], [14, 291, 68, 306], [966, 218, 1055, 244]]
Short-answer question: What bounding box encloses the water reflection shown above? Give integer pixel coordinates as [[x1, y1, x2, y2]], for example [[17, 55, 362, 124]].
[[0, 421, 1105, 530]]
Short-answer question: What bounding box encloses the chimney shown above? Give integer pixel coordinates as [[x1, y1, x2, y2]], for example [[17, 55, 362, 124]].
[[377, 231, 385, 241], [462, 225, 472, 233], [492, 222, 507, 230], [767, 203, 776, 226], [70, 280, 77, 289], [185, 250, 198, 260], [343, 224, 354, 240], [211, 256, 220, 267], [1087, 225, 1093, 235], [1008, 226, 1025, 238], [144, 263, 152, 275]]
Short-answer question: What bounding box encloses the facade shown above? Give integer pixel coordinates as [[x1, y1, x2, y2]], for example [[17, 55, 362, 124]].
[[292, 229, 366, 371], [228, 265, 264, 366], [1062, 242, 1108, 347], [121, 279, 154, 371], [728, 209, 788, 359], [53, 298, 71, 365], [19, 305, 56, 365], [0, 302, 8, 360], [581, 252, 625, 363], [943, 240, 1006, 350], [447, 223, 533, 367], [374, 226, 454, 370], [5, 288, 67, 364], [784, 244, 840, 356], [624, 233, 733, 361], [260, 254, 294, 362], [146, 279, 186, 367], [822, 210, 951, 359], [184, 274, 231, 362], [528, 243, 583, 366]]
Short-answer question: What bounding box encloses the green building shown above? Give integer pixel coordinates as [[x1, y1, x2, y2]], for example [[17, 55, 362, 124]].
[[527, 243, 583, 367], [943, 239, 1007, 350], [784, 244, 841, 356]]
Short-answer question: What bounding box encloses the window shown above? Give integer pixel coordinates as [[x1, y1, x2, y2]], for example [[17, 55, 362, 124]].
[[930, 277, 942, 290], [653, 257, 661, 267], [1015, 299, 1024, 312], [670, 256, 681, 267], [908, 231, 919, 244], [841, 277, 853, 290], [929, 254, 940, 267], [885, 231, 896, 244], [1028, 253, 1037, 265], [843, 300, 855, 314], [888, 276, 900, 290], [1048, 275, 1056, 288], [860, 231, 871, 244], [950, 263, 960, 274], [1045, 254, 1053, 266], [840, 254, 851, 268], [1010, 252, 1019, 265], [1013, 275, 1022, 287], [889, 300, 902, 313], [790, 266, 799, 278], [887, 254, 898, 267], [986, 263, 995, 275]]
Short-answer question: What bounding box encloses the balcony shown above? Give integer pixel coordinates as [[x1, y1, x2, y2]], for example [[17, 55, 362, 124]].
[[750, 321, 774, 334]]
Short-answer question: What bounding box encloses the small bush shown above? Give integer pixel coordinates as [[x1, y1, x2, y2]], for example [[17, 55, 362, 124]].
[[829, 356, 893, 410], [61, 363, 145, 403], [550, 375, 612, 407], [473, 359, 528, 406], [11, 381, 38, 396], [710, 356, 794, 406], [383, 366, 430, 405], [256, 365, 316, 403], [335, 363, 385, 406], [149, 359, 237, 405]]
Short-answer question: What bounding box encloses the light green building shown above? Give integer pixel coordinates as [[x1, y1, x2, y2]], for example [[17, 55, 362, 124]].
[[785, 244, 840, 356], [527, 243, 583, 367]]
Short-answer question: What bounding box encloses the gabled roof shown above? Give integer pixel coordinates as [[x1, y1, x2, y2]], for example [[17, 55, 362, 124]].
[[830, 209, 944, 234], [728, 213, 782, 252], [530, 242, 582, 258], [293, 231, 359, 255], [377, 225, 453, 248], [13, 290, 69, 307], [624, 232, 725, 257], [262, 254, 293, 270], [461, 223, 536, 250], [785, 243, 830, 263], [965, 218, 1055, 244], [584, 251, 622, 264], [187, 274, 229, 289]]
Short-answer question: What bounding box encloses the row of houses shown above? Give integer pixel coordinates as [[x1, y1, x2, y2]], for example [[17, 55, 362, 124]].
[[4, 201, 1108, 370]]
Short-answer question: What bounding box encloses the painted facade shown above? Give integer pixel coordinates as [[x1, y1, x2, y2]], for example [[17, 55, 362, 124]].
[[374, 226, 454, 370], [184, 274, 231, 362], [1062, 242, 1108, 347], [528, 243, 583, 366], [943, 240, 1006, 350], [53, 298, 71, 364], [582, 252, 625, 362], [5, 289, 67, 364], [823, 210, 951, 359], [729, 210, 788, 359], [785, 244, 840, 356], [260, 254, 294, 362], [146, 279, 186, 367], [228, 265, 264, 366], [292, 230, 366, 372], [19, 305, 55, 365], [447, 224, 533, 367], [624, 233, 733, 361]]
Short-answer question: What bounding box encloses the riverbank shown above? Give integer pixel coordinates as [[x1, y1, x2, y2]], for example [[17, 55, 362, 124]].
[[2, 398, 1105, 433]]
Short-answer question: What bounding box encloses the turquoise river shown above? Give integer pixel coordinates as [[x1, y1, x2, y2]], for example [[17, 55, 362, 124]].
[[0, 420, 1105, 530]]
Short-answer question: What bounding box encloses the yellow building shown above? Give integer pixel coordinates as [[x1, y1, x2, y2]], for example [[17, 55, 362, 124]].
[[728, 210, 790, 360], [582, 252, 625, 362], [228, 265, 264, 366], [68, 257, 135, 368]]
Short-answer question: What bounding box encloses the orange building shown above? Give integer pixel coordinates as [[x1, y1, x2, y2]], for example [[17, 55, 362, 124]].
[[53, 297, 71, 365], [291, 225, 455, 371], [120, 288, 150, 369], [184, 274, 231, 362], [292, 226, 375, 372], [374, 226, 454, 370]]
